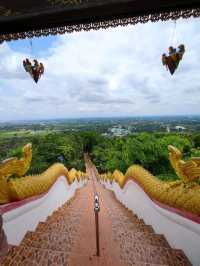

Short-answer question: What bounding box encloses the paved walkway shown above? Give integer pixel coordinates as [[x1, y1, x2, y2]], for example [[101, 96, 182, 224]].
[[68, 178, 124, 266]]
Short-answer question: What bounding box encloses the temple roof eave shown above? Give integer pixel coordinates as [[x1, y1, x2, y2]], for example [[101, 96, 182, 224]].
[[0, 1, 200, 42]]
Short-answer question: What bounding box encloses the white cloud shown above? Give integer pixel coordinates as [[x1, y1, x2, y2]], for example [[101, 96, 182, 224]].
[[0, 18, 200, 121]]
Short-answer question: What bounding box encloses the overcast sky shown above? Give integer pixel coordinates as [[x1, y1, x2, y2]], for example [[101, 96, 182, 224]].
[[0, 18, 200, 121]]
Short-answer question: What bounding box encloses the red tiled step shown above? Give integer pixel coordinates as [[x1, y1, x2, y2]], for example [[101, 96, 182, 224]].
[[1, 245, 69, 266], [112, 223, 155, 234], [119, 234, 191, 265], [172, 250, 192, 266], [97, 171, 191, 266], [108, 207, 139, 218], [21, 231, 75, 252], [0, 245, 15, 265], [108, 213, 145, 224], [115, 230, 170, 248], [45, 215, 82, 226], [45, 208, 84, 222], [46, 209, 83, 221], [35, 221, 78, 234]]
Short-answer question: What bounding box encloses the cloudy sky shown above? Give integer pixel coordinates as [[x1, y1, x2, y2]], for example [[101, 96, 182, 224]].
[[0, 18, 200, 121]]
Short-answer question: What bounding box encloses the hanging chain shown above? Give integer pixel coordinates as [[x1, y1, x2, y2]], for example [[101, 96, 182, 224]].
[[30, 39, 33, 58], [170, 20, 177, 47]]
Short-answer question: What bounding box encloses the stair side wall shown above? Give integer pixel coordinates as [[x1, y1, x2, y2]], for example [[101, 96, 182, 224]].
[[3, 177, 86, 245]]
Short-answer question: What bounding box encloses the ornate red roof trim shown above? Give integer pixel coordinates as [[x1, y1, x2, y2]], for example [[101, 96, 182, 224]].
[[0, 1, 200, 42]]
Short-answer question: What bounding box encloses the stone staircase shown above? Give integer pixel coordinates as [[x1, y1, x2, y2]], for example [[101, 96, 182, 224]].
[[101, 187, 192, 266], [1, 191, 87, 265], [1, 173, 192, 266]]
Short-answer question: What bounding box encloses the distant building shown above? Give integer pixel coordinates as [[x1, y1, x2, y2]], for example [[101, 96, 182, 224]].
[[175, 126, 186, 132], [109, 127, 130, 137], [101, 133, 109, 137]]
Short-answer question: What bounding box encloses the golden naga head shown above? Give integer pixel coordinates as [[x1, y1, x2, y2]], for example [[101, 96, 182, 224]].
[[0, 143, 32, 180], [23, 143, 32, 157], [168, 145, 182, 160], [168, 144, 200, 183]]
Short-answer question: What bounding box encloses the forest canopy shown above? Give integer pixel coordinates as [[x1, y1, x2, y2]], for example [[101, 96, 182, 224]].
[[1, 131, 200, 181]]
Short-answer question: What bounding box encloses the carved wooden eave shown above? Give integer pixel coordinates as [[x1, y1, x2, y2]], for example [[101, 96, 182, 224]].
[[0, 0, 200, 42]]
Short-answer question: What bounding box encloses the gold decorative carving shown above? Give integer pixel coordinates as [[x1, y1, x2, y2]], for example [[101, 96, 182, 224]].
[[7, 163, 70, 202], [0, 8, 200, 43], [76, 170, 87, 181], [168, 145, 200, 183], [100, 145, 200, 216], [0, 144, 86, 204], [0, 143, 32, 204], [0, 143, 32, 180], [112, 170, 124, 187], [68, 168, 78, 184]]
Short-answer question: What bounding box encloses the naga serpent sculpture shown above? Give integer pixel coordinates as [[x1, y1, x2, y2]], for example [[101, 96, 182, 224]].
[[168, 145, 200, 183], [0, 144, 86, 204], [0, 143, 32, 179], [100, 145, 200, 216]]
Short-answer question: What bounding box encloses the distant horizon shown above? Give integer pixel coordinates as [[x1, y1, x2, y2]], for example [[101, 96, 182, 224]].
[[1, 114, 200, 124]]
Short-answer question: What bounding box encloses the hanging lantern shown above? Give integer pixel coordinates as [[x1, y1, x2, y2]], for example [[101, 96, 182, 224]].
[[23, 58, 44, 83], [162, 44, 185, 75]]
